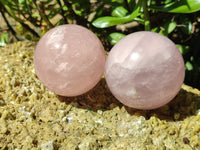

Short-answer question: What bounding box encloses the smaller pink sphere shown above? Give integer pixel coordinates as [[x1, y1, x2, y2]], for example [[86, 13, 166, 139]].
[[34, 24, 105, 96], [105, 31, 185, 110]]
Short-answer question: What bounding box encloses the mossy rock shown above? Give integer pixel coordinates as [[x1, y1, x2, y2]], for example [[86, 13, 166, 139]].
[[0, 42, 200, 149]]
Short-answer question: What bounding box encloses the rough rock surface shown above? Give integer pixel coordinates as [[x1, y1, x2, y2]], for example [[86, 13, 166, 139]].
[[0, 42, 200, 149]]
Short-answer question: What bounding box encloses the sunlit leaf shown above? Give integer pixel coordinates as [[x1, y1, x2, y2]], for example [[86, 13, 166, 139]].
[[152, 26, 160, 32], [92, 16, 131, 28], [153, 20, 177, 35], [112, 6, 128, 17], [63, 5, 68, 11], [32, 13, 40, 18], [18, 0, 25, 5], [107, 32, 126, 45], [159, 21, 177, 35], [185, 61, 193, 71], [150, 0, 200, 13], [27, 0, 33, 5], [42, 0, 53, 5], [176, 44, 190, 55], [92, 0, 142, 28], [179, 17, 193, 35], [0, 33, 9, 47]]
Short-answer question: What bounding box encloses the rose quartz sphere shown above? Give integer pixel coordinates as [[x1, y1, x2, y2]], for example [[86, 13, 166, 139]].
[[34, 24, 105, 96], [105, 31, 185, 110]]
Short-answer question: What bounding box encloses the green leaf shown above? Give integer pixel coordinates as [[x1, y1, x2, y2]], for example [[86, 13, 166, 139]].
[[180, 18, 193, 35], [153, 20, 177, 35], [1, 2, 24, 23], [0, 33, 9, 47], [159, 21, 177, 35], [152, 26, 160, 33], [150, 0, 200, 13], [110, 0, 124, 3], [185, 61, 193, 71], [190, 56, 194, 61], [92, 0, 142, 28], [47, 8, 61, 19], [176, 44, 190, 55], [18, 0, 29, 13], [42, 0, 53, 5], [18, 0, 25, 5], [32, 13, 40, 18], [92, 16, 129, 28], [127, 0, 136, 11], [27, 0, 33, 5], [55, 18, 65, 26], [112, 6, 128, 17], [107, 32, 126, 45], [62, 5, 68, 11]]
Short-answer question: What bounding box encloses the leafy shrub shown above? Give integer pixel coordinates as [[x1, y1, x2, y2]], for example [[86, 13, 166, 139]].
[[0, 0, 200, 89]]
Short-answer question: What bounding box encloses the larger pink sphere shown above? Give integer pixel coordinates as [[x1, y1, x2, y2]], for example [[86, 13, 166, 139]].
[[34, 24, 105, 96], [105, 31, 185, 110]]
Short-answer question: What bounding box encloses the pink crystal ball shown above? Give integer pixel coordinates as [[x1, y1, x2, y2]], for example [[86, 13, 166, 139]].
[[105, 31, 185, 110], [34, 24, 105, 96]]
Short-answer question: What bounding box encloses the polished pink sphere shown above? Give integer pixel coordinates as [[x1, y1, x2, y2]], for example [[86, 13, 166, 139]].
[[105, 31, 185, 110], [34, 24, 105, 96]]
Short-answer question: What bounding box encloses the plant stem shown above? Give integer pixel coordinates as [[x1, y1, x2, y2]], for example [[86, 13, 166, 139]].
[[33, 0, 53, 28], [0, 8, 20, 40], [142, 0, 150, 31], [25, 0, 40, 27], [63, 1, 89, 27], [1, 2, 40, 38], [56, 0, 68, 24]]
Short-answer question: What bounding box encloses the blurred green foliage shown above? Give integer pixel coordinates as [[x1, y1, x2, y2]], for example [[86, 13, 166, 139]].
[[0, 0, 200, 89], [0, 32, 8, 46]]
